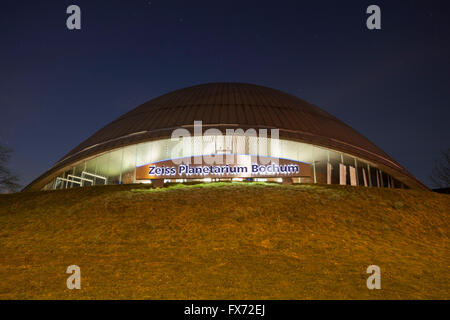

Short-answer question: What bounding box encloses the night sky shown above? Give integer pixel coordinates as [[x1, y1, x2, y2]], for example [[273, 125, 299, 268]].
[[1, 0, 449, 188]]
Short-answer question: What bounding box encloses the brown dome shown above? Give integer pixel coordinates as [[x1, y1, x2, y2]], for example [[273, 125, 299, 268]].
[[24, 82, 427, 190]]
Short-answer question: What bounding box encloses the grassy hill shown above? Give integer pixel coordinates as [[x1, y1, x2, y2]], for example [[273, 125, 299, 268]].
[[0, 182, 448, 299]]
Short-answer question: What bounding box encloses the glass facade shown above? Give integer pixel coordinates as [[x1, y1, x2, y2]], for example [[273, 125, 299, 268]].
[[42, 136, 405, 190]]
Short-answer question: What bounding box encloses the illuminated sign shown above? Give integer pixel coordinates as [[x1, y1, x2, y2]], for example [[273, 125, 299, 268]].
[[147, 163, 299, 176], [136, 155, 311, 180]]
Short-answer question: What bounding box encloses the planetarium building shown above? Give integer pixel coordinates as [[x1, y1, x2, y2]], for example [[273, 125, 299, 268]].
[[24, 83, 427, 191]]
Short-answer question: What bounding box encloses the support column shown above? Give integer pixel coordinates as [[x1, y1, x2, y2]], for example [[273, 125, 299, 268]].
[[312, 147, 317, 184], [367, 164, 372, 187], [133, 144, 138, 184], [327, 163, 332, 185], [362, 167, 368, 187], [118, 148, 124, 185], [339, 163, 347, 185], [349, 166, 357, 186]]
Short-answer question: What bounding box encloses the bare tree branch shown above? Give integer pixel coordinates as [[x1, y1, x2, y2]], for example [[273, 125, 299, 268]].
[[0, 145, 21, 193], [430, 148, 450, 188]]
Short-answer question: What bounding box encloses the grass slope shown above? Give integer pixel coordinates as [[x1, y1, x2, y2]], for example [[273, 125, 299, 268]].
[[0, 182, 448, 299]]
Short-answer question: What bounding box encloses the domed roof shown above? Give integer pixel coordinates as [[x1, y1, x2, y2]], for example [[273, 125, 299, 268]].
[[25, 82, 427, 190]]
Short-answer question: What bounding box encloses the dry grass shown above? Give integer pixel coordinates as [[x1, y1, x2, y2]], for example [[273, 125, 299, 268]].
[[0, 182, 448, 299]]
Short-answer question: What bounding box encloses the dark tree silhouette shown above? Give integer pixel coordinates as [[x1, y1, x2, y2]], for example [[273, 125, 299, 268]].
[[0, 144, 20, 193], [431, 148, 450, 188]]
